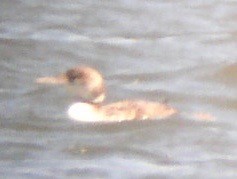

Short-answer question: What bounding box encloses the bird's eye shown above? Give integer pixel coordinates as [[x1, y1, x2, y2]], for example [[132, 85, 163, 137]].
[[66, 69, 82, 82]]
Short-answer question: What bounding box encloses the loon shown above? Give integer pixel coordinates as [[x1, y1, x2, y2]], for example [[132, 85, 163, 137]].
[[36, 66, 213, 122]]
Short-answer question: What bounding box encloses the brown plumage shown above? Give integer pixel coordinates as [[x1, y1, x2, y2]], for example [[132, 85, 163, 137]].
[[101, 100, 177, 121]]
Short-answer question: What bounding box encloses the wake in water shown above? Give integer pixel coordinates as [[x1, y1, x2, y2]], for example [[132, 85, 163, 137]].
[[36, 66, 215, 122]]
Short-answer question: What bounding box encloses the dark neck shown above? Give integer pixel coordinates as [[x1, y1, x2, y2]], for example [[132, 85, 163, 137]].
[[77, 97, 102, 108]]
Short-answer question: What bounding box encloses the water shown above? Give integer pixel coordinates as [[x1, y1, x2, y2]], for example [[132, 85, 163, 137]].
[[0, 0, 237, 178]]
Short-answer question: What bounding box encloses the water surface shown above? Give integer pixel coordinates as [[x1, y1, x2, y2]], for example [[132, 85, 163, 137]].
[[0, 0, 237, 178]]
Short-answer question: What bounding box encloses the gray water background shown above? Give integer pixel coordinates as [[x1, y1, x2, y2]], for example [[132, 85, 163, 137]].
[[0, 0, 237, 178]]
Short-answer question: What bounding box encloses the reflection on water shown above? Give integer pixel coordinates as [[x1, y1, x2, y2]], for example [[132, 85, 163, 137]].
[[0, 0, 237, 178]]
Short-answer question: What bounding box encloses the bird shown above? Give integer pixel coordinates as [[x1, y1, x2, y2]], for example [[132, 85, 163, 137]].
[[36, 66, 178, 122]]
